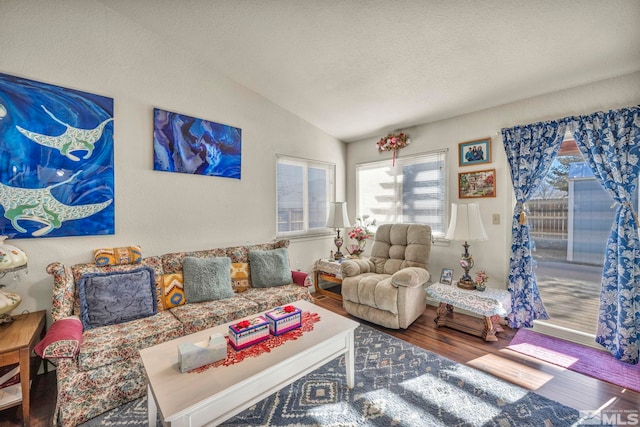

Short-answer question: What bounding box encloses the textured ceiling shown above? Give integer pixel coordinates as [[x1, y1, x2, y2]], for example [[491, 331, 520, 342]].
[[99, 0, 640, 142]]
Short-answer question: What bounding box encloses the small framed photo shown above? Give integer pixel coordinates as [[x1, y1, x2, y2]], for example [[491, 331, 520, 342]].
[[439, 268, 453, 285], [459, 137, 491, 167], [459, 168, 496, 199]]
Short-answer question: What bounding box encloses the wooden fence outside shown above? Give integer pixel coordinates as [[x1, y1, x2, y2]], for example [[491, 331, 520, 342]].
[[527, 199, 569, 240]]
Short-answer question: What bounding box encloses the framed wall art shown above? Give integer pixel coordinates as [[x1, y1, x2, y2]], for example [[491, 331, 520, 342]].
[[458, 137, 491, 166], [459, 169, 496, 199], [0, 72, 114, 239], [153, 108, 241, 180]]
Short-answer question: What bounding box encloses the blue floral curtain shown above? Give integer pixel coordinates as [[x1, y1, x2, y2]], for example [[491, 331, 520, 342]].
[[502, 120, 566, 328], [568, 106, 640, 364]]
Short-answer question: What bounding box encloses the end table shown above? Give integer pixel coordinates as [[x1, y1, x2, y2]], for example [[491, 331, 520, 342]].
[[426, 283, 510, 341], [313, 258, 344, 300], [0, 310, 46, 427]]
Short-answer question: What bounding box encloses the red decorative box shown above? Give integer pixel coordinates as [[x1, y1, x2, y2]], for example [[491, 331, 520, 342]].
[[265, 306, 302, 336], [228, 316, 270, 350]]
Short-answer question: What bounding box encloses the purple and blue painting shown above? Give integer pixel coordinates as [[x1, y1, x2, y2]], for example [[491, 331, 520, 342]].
[[0, 72, 114, 239], [153, 108, 241, 179]]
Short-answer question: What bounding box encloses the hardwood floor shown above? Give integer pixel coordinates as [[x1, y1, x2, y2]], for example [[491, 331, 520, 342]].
[[2, 297, 638, 426]]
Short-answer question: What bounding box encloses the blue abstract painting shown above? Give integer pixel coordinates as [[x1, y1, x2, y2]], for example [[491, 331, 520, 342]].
[[0, 72, 114, 239], [153, 108, 241, 179]]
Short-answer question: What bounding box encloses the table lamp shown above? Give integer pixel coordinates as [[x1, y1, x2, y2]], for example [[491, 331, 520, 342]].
[[0, 236, 28, 323], [325, 202, 351, 260], [444, 203, 487, 290]]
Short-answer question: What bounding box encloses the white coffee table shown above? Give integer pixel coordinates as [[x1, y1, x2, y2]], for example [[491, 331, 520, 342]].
[[139, 300, 359, 427]]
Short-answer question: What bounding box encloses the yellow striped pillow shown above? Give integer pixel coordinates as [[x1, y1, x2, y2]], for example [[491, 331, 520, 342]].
[[94, 246, 142, 266], [230, 262, 250, 292]]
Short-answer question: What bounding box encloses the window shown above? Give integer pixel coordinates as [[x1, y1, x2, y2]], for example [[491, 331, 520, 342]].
[[276, 155, 335, 236], [356, 150, 447, 237]]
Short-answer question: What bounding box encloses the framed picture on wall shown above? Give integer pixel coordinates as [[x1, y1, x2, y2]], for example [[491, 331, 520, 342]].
[[458, 137, 491, 166], [439, 268, 454, 285], [459, 169, 496, 198]]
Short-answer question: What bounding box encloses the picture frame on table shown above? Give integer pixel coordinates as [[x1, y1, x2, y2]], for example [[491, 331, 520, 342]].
[[439, 268, 453, 285], [459, 168, 496, 199], [458, 137, 491, 166]]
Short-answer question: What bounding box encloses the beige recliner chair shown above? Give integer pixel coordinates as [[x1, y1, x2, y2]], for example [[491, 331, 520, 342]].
[[341, 223, 431, 329]]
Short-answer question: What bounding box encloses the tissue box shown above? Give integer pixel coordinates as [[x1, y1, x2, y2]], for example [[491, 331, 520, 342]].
[[228, 316, 270, 350], [265, 305, 302, 336], [178, 333, 227, 373]]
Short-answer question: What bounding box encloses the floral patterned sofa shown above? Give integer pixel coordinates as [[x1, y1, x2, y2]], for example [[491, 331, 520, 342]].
[[42, 239, 312, 427]]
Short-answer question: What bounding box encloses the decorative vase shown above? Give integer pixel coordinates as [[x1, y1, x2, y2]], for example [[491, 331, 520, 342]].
[[475, 282, 486, 292], [357, 239, 366, 254], [0, 236, 27, 321], [347, 243, 364, 258], [0, 290, 21, 316]]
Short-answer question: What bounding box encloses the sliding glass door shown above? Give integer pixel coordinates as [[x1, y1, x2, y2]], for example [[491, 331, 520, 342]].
[[531, 138, 637, 336]]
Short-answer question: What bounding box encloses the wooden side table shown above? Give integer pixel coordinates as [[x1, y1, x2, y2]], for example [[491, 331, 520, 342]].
[[426, 283, 511, 341], [0, 310, 46, 427], [313, 258, 343, 301]]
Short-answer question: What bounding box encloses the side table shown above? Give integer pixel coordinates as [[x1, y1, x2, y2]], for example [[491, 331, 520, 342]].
[[0, 310, 46, 427], [313, 258, 343, 301], [426, 283, 511, 341]]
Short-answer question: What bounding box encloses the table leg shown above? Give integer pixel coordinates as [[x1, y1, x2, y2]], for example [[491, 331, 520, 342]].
[[345, 329, 355, 388], [19, 347, 30, 427], [482, 316, 498, 342], [147, 385, 157, 427], [434, 302, 452, 327], [313, 271, 320, 294], [490, 315, 504, 333]]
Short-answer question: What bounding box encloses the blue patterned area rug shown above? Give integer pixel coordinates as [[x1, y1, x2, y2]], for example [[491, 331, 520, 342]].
[[81, 325, 580, 426]]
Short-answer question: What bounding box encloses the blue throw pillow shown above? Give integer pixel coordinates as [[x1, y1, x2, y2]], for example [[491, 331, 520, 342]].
[[182, 257, 234, 303], [78, 267, 157, 330], [248, 248, 291, 288]]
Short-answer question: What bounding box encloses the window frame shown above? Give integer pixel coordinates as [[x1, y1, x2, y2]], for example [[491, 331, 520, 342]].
[[275, 154, 336, 238], [355, 149, 448, 238]]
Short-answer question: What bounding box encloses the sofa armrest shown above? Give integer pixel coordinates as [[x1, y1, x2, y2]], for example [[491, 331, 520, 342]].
[[341, 259, 375, 277], [391, 267, 430, 288], [47, 262, 76, 321], [35, 316, 83, 360]]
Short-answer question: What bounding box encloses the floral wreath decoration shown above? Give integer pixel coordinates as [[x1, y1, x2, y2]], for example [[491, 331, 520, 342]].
[[376, 132, 410, 166]]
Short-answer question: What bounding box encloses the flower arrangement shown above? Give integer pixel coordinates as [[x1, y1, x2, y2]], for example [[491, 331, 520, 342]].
[[376, 132, 411, 166], [474, 270, 488, 291], [348, 226, 369, 241], [347, 215, 375, 258], [348, 215, 375, 241]]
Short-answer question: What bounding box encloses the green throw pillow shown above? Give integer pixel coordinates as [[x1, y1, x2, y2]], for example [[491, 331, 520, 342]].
[[182, 257, 234, 303], [248, 248, 291, 288]]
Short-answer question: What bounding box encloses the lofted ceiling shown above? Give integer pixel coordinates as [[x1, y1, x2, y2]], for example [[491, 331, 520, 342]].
[[99, 0, 640, 142]]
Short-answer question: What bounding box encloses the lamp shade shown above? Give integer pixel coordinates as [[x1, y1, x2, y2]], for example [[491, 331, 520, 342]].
[[444, 203, 487, 242], [0, 236, 27, 270], [325, 202, 351, 229]]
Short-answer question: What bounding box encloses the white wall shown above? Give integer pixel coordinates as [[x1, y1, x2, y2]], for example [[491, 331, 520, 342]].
[[0, 0, 345, 314], [2, 0, 639, 317], [346, 71, 640, 289]]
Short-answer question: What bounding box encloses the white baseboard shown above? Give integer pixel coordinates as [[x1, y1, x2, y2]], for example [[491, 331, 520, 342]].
[[531, 321, 603, 350]]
